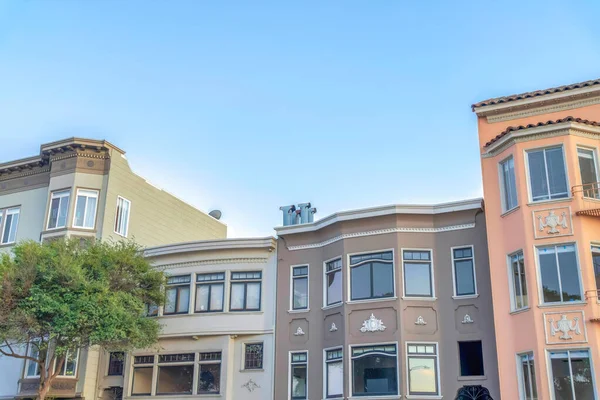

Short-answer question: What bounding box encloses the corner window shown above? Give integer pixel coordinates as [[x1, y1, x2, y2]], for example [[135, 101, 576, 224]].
[[578, 148, 600, 198], [0, 207, 20, 244], [550, 350, 596, 399], [349, 251, 394, 301], [164, 275, 191, 315], [325, 349, 343, 398], [131, 356, 154, 396], [230, 271, 262, 311], [73, 189, 98, 229], [156, 354, 194, 395], [592, 246, 600, 299], [452, 246, 477, 297], [499, 156, 518, 211], [458, 341, 484, 377], [114, 196, 131, 237], [292, 265, 309, 310], [290, 352, 307, 400], [537, 244, 582, 304], [351, 344, 398, 397], [108, 352, 124, 376], [195, 273, 224, 312], [325, 258, 342, 306], [244, 343, 263, 370], [47, 189, 70, 229], [56, 349, 79, 377], [509, 251, 529, 310], [527, 146, 569, 202], [403, 250, 433, 297], [198, 352, 221, 394], [407, 343, 439, 396], [517, 352, 538, 400]]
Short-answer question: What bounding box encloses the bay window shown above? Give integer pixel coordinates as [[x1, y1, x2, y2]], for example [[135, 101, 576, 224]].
[[350, 251, 394, 301], [47, 189, 70, 229], [230, 271, 261, 311], [325, 258, 342, 306], [73, 189, 98, 229], [56, 349, 79, 377], [549, 350, 595, 399], [537, 244, 582, 304], [499, 156, 518, 211], [452, 246, 477, 297], [164, 275, 191, 315], [509, 251, 529, 311], [526, 146, 569, 202], [403, 250, 433, 298], [517, 352, 538, 400], [325, 348, 343, 398], [156, 354, 194, 395], [407, 343, 439, 396], [351, 344, 398, 396], [195, 273, 224, 312]]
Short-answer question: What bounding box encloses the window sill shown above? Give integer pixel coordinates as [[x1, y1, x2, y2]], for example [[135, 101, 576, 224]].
[[452, 294, 479, 300], [347, 297, 398, 305], [501, 206, 520, 217], [527, 197, 572, 207], [537, 301, 587, 309], [509, 307, 530, 315], [0, 242, 16, 248], [288, 309, 310, 314], [457, 375, 487, 381], [402, 296, 437, 302], [322, 303, 343, 311]]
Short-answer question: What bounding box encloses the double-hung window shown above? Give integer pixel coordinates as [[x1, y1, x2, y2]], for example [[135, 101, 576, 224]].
[[407, 343, 439, 396], [349, 251, 394, 301], [198, 352, 221, 394], [499, 156, 518, 211], [509, 251, 529, 311], [592, 245, 600, 299], [290, 352, 308, 400], [56, 349, 79, 377], [156, 354, 194, 395], [108, 352, 124, 376], [537, 244, 582, 304], [578, 148, 600, 198], [164, 275, 191, 315], [114, 196, 131, 237], [527, 146, 569, 202], [291, 265, 309, 310], [47, 190, 70, 229], [325, 258, 342, 306], [452, 246, 477, 297], [230, 271, 261, 311], [324, 349, 343, 398], [0, 207, 20, 244], [549, 350, 595, 399], [517, 352, 538, 400], [244, 342, 263, 370], [403, 250, 434, 298], [73, 189, 98, 229], [195, 273, 224, 312], [351, 344, 398, 396], [131, 356, 154, 396]]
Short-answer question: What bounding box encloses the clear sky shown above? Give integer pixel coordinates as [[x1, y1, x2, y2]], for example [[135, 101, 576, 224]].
[[1, 1, 599, 237]]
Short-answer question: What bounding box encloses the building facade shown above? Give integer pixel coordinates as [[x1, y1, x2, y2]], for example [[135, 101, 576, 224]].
[[273, 200, 500, 400], [473, 79, 600, 399], [0, 138, 227, 400]]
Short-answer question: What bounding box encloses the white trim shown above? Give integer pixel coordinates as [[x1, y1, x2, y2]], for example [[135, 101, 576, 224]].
[[405, 341, 441, 398], [346, 248, 396, 303], [54, 348, 80, 378], [507, 250, 529, 312], [288, 350, 308, 400], [498, 154, 519, 213], [46, 189, 71, 230], [72, 189, 99, 230], [323, 346, 343, 399], [290, 263, 309, 312], [401, 248, 435, 299], [515, 351, 537, 400], [276, 198, 483, 234], [114, 196, 131, 237], [534, 242, 584, 306], [348, 342, 400, 398], [0, 206, 20, 244], [145, 236, 277, 257], [523, 144, 571, 204], [323, 255, 343, 308], [545, 347, 599, 400], [450, 245, 478, 298]]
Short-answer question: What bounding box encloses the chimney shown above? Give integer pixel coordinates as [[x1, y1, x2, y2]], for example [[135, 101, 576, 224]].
[[280, 203, 317, 226], [279, 205, 296, 226]]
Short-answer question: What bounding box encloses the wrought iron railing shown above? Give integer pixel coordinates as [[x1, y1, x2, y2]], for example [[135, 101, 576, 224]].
[[572, 182, 600, 216], [572, 182, 600, 199]]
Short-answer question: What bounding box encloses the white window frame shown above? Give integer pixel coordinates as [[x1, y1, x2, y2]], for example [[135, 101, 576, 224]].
[[401, 248, 435, 300], [405, 341, 441, 398], [242, 341, 264, 370], [545, 347, 598, 400], [0, 207, 20, 244], [534, 243, 584, 305], [195, 272, 225, 313], [24, 343, 42, 378], [54, 349, 80, 378], [323, 256, 343, 309], [498, 155, 519, 212], [508, 250, 529, 312], [46, 189, 71, 230], [290, 264, 309, 312], [229, 270, 262, 312], [131, 354, 155, 396], [289, 350, 308, 400], [577, 146, 600, 190], [164, 275, 192, 315], [516, 351, 537, 400], [346, 248, 396, 304], [114, 196, 131, 237], [323, 346, 343, 399], [451, 245, 478, 298], [348, 341, 399, 398], [524, 145, 570, 203], [72, 189, 99, 229]]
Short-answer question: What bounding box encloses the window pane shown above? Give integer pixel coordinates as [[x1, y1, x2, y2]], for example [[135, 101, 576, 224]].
[[108, 352, 124, 376], [198, 364, 220, 394], [58, 196, 69, 228], [502, 157, 518, 209], [557, 247, 582, 301], [352, 354, 398, 395], [48, 197, 60, 229], [351, 264, 371, 300], [455, 259, 475, 296], [293, 277, 308, 309], [210, 284, 224, 311], [372, 262, 394, 298], [132, 367, 153, 395], [157, 365, 193, 394], [230, 283, 245, 310], [459, 341, 484, 376], [528, 150, 549, 201], [327, 361, 343, 397], [62, 351, 78, 376], [246, 282, 261, 310], [593, 248, 600, 293], [164, 288, 177, 314], [519, 354, 538, 400], [195, 285, 209, 312], [546, 148, 568, 199], [571, 352, 594, 399], [408, 357, 437, 394], [327, 269, 342, 305], [74, 195, 87, 227], [579, 149, 598, 187], [84, 196, 97, 228], [244, 343, 263, 369], [539, 250, 561, 303], [2, 213, 15, 243], [177, 287, 190, 313], [404, 262, 432, 296], [291, 364, 307, 399]]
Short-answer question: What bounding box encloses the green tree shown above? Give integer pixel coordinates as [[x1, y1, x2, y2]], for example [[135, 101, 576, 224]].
[[0, 239, 165, 400]]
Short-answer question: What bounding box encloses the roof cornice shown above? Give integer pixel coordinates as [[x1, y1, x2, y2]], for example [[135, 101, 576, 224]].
[[275, 199, 483, 235], [144, 237, 277, 258]]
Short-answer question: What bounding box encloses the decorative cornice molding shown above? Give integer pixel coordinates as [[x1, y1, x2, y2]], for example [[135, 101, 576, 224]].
[[145, 237, 276, 257], [0, 166, 50, 181], [157, 257, 269, 269], [486, 96, 600, 123], [50, 151, 110, 162], [286, 223, 476, 251]]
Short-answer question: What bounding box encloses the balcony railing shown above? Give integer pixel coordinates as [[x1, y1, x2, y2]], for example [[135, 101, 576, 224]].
[[571, 182, 600, 216]]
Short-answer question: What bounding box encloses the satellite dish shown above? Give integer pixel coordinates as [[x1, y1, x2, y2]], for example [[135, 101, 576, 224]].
[[209, 210, 222, 220]]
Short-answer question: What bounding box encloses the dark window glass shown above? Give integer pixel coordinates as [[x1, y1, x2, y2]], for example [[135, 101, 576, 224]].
[[156, 365, 194, 395], [350, 252, 394, 301], [292, 266, 308, 310], [159, 353, 194, 363], [108, 352, 124, 376], [164, 276, 191, 315], [196, 273, 224, 313], [538, 245, 582, 303], [519, 353, 538, 400], [291, 352, 307, 400], [593, 246, 600, 297], [403, 249, 433, 297], [244, 343, 263, 369], [550, 350, 595, 400], [510, 252, 528, 310], [230, 271, 262, 311], [458, 341, 484, 376], [351, 345, 398, 396], [528, 147, 569, 201], [500, 157, 518, 210], [453, 247, 476, 296], [198, 363, 221, 394], [326, 259, 342, 306]]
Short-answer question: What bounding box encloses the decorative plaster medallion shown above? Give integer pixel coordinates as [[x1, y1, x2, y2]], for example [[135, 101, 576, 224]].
[[461, 314, 474, 324], [330, 323, 338, 332], [415, 316, 427, 325], [241, 379, 261, 392], [549, 315, 581, 340], [533, 207, 573, 239], [293, 327, 306, 336], [360, 313, 386, 332], [538, 210, 568, 234]]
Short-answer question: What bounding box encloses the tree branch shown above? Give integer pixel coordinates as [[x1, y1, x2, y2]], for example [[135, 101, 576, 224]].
[[0, 344, 39, 364]]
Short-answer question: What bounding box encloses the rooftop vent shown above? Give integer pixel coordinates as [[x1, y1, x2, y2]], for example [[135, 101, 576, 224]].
[[280, 203, 317, 226]]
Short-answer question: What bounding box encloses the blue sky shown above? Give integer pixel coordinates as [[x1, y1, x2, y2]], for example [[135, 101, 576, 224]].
[[1, 1, 599, 237]]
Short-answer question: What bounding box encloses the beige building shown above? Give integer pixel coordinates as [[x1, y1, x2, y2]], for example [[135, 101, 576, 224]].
[[0, 138, 226, 400]]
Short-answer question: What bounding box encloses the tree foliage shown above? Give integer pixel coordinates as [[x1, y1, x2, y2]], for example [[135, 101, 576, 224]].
[[0, 239, 165, 399]]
